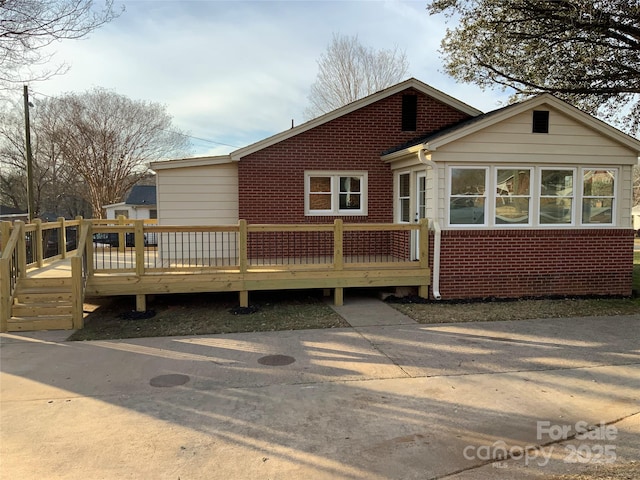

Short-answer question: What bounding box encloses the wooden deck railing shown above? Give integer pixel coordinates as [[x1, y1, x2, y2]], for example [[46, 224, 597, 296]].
[[88, 219, 429, 274], [1, 217, 430, 315], [0, 224, 22, 331]]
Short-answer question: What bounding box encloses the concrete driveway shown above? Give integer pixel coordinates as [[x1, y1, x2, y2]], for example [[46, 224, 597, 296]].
[[1, 309, 638, 479]]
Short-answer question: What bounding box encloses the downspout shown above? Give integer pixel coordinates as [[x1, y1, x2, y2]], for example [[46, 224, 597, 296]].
[[417, 148, 442, 300]]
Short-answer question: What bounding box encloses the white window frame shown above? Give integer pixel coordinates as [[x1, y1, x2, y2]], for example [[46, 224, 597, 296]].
[[304, 171, 368, 216], [539, 167, 576, 226], [494, 167, 533, 227], [580, 168, 617, 226], [447, 166, 489, 227]]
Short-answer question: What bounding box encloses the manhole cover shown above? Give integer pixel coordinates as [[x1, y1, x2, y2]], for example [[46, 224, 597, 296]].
[[257, 354, 296, 366], [149, 374, 190, 388]]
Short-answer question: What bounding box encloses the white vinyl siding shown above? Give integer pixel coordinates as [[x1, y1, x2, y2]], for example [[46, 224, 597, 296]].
[[433, 109, 637, 166], [156, 163, 239, 225]]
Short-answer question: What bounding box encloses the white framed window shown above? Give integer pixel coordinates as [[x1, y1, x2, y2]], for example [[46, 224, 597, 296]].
[[448, 167, 488, 226], [582, 169, 616, 225], [539, 168, 575, 225], [495, 168, 532, 225], [398, 172, 411, 222], [305, 171, 367, 216]]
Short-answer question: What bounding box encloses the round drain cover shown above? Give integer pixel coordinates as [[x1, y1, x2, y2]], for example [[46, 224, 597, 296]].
[[149, 374, 190, 388], [257, 354, 295, 366]]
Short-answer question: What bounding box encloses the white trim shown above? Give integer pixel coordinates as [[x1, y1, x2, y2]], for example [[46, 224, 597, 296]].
[[150, 155, 234, 171], [304, 171, 368, 216]]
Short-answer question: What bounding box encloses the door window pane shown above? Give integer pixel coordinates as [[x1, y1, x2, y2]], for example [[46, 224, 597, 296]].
[[399, 173, 410, 222]]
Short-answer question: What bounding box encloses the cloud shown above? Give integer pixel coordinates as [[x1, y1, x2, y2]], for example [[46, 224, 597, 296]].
[[26, 0, 509, 156]]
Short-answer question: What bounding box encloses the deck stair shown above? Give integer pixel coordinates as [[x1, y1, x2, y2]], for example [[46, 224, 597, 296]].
[[9, 277, 74, 331]]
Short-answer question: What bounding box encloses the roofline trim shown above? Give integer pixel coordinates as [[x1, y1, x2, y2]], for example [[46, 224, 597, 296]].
[[150, 155, 234, 171], [230, 78, 483, 161]]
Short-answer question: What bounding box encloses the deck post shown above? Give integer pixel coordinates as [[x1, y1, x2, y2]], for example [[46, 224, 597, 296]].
[[238, 219, 248, 307], [117, 215, 126, 253], [85, 221, 94, 276], [419, 218, 430, 298], [0, 257, 9, 332], [58, 217, 67, 259], [34, 218, 43, 267], [333, 219, 344, 306], [71, 255, 84, 329], [0, 221, 10, 250], [134, 220, 146, 311], [16, 221, 27, 278]]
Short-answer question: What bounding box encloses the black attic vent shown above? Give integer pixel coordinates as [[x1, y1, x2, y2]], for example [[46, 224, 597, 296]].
[[532, 110, 550, 133], [402, 95, 418, 131]]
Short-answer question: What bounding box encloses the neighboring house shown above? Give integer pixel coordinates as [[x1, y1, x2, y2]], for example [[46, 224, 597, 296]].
[[150, 78, 640, 300], [103, 185, 157, 220], [0, 205, 28, 222]]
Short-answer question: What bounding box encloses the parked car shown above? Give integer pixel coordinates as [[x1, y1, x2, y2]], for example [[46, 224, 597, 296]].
[[93, 232, 147, 247]]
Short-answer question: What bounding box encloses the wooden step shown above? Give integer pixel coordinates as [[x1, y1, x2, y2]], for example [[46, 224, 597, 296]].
[[11, 303, 74, 317], [20, 277, 72, 288], [8, 316, 74, 331], [14, 291, 73, 303]]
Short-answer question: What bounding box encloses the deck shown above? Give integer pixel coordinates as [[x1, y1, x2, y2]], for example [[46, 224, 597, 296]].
[[1, 218, 430, 332]]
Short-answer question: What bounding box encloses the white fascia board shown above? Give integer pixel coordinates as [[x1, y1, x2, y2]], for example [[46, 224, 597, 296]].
[[230, 78, 483, 161], [149, 155, 234, 171], [102, 202, 126, 209]]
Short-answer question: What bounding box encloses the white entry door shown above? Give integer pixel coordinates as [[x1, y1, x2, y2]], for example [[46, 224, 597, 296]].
[[413, 172, 427, 260]]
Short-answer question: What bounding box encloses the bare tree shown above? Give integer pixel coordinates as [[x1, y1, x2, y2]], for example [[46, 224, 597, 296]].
[[0, 88, 189, 218], [305, 34, 409, 119], [0, 102, 90, 217], [49, 88, 189, 218], [0, 0, 120, 85]]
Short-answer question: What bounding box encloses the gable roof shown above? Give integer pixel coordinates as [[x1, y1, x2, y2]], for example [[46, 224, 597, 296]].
[[125, 185, 156, 205], [382, 94, 640, 161], [229, 78, 483, 161], [150, 78, 483, 171]]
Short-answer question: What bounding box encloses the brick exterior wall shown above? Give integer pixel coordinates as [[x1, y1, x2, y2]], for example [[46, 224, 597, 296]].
[[429, 229, 634, 299], [238, 88, 471, 224]]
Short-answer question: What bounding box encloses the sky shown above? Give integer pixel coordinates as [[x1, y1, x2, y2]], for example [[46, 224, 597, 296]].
[[19, 0, 511, 157]]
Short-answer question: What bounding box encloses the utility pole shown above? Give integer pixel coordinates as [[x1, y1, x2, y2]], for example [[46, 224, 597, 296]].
[[23, 85, 35, 222]]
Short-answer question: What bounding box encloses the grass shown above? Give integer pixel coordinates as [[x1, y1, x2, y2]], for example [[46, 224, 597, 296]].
[[69, 259, 640, 341], [69, 290, 348, 341], [391, 259, 640, 324]]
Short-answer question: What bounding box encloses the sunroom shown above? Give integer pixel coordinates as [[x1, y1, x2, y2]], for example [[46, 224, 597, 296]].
[[381, 94, 640, 300]]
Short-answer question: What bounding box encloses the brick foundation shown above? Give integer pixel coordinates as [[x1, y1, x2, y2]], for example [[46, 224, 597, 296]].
[[430, 229, 634, 299]]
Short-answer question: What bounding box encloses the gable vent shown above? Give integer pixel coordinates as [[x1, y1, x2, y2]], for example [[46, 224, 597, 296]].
[[532, 110, 550, 133], [402, 94, 418, 131]]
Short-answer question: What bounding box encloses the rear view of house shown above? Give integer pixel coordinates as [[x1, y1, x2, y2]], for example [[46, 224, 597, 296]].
[[151, 78, 640, 300]]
